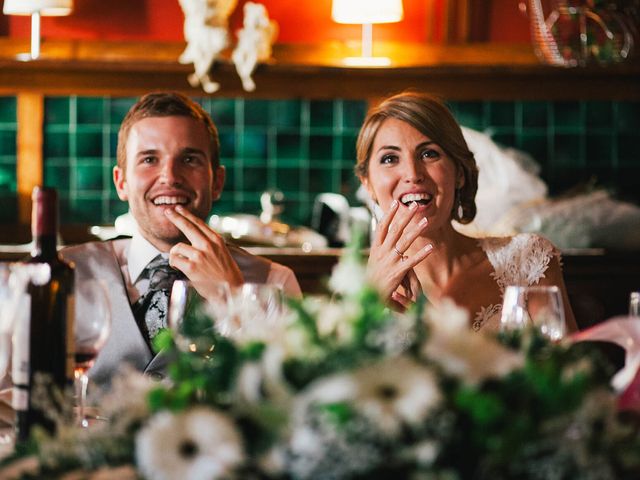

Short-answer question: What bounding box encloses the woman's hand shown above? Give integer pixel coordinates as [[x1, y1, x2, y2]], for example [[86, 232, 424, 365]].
[[367, 200, 433, 310], [164, 206, 244, 301]]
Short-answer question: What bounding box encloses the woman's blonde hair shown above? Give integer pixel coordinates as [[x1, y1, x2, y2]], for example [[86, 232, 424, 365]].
[[355, 91, 478, 224]]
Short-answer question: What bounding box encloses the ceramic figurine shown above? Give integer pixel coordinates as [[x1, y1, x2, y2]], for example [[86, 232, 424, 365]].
[[178, 0, 238, 93], [232, 2, 278, 92]]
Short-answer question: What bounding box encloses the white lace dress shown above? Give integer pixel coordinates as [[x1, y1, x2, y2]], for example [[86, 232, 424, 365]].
[[471, 233, 560, 332]]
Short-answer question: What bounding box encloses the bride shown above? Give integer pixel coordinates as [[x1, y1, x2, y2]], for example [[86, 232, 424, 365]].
[[356, 91, 577, 333]]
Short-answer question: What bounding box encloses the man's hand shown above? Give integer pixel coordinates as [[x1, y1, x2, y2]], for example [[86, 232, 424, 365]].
[[164, 206, 243, 301]]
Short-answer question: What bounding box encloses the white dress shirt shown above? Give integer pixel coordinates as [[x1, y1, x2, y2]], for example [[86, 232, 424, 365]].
[[127, 233, 169, 301]]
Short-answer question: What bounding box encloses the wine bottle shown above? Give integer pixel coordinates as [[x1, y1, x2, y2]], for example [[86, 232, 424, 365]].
[[13, 187, 75, 443]]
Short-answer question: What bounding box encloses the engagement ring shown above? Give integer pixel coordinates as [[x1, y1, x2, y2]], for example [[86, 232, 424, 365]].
[[393, 245, 406, 261]]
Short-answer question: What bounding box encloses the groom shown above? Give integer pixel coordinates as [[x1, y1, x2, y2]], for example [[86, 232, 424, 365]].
[[62, 92, 300, 386]]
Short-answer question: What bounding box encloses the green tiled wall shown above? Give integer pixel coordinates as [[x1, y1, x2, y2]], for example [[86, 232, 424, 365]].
[[0, 96, 639, 226], [0, 97, 17, 223], [42, 96, 366, 225], [448, 100, 640, 202]]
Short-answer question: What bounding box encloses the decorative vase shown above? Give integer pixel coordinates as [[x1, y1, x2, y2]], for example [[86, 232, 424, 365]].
[[522, 0, 635, 66]]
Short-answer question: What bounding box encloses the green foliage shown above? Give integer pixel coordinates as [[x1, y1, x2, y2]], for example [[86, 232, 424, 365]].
[[6, 231, 640, 479]]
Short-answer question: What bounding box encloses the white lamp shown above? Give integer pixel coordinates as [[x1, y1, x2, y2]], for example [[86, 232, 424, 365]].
[[3, 0, 73, 60], [332, 0, 403, 67]]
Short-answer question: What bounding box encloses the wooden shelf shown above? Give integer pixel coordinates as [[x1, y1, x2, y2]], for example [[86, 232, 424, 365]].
[[0, 39, 638, 100]]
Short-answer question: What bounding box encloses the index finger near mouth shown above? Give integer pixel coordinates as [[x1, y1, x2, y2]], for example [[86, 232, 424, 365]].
[[375, 201, 399, 245], [175, 207, 225, 245], [385, 203, 418, 246], [165, 209, 211, 249]]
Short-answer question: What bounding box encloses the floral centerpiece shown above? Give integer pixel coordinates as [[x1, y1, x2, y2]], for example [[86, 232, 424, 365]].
[[2, 236, 640, 479]]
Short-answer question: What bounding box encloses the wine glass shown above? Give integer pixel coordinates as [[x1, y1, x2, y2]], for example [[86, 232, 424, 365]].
[[168, 279, 219, 354], [500, 285, 566, 341], [169, 281, 284, 344], [224, 283, 284, 340], [74, 279, 111, 427]]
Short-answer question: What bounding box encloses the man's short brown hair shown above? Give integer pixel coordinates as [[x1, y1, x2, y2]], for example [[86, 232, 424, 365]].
[[116, 92, 220, 170]]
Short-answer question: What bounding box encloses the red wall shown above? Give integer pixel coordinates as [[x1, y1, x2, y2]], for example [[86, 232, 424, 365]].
[[1, 0, 530, 44], [489, 0, 530, 43]]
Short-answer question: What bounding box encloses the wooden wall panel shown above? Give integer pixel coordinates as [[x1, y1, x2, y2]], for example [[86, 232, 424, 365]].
[[16, 92, 44, 224]]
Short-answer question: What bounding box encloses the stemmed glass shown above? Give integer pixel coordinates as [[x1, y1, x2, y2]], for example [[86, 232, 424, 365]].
[[169, 281, 284, 343], [168, 279, 217, 354], [500, 285, 566, 341], [74, 279, 111, 428]]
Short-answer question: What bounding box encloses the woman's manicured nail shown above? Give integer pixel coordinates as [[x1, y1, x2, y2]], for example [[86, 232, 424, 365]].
[[391, 200, 398, 209], [409, 201, 418, 210], [425, 244, 434, 253], [419, 217, 428, 227]]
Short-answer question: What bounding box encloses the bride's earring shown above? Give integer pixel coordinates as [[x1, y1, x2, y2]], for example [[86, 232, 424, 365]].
[[456, 190, 464, 220]]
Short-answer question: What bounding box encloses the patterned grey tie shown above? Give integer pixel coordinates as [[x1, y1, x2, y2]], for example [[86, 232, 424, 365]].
[[133, 256, 184, 346]]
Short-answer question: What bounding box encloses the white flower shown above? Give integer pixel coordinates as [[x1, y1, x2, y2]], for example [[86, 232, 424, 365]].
[[299, 356, 441, 437], [256, 445, 288, 477], [97, 367, 156, 433], [329, 255, 367, 296], [351, 356, 441, 436], [235, 361, 263, 404], [422, 298, 524, 385], [366, 310, 417, 354], [316, 298, 361, 342], [399, 439, 440, 468], [233, 345, 292, 406], [135, 407, 244, 480]]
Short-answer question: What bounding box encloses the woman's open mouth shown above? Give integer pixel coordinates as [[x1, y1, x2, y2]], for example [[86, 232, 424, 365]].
[[400, 192, 432, 207]]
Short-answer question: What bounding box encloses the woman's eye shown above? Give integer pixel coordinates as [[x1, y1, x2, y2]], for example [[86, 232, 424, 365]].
[[380, 154, 397, 164], [142, 156, 156, 164], [421, 149, 440, 160]]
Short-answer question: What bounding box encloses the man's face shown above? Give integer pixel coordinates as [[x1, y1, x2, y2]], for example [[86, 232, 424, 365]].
[[113, 116, 224, 251]]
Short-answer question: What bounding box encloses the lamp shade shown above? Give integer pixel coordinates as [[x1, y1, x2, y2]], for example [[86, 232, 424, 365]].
[[332, 0, 403, 25], [3, 0, 73, 16]]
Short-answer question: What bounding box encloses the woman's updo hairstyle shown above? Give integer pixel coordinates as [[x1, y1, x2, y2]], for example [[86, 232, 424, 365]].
[[355, 91, 478, 224]]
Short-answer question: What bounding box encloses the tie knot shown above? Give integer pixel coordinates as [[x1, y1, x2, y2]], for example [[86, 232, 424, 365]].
[[143, 256, 183, 291]]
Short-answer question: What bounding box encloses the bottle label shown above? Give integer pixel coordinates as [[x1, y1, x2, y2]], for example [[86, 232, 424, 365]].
[[11, 293, 31, 411]]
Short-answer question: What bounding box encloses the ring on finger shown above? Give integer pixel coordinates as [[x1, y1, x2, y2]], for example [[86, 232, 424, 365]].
[[393, 245, 407, 261]]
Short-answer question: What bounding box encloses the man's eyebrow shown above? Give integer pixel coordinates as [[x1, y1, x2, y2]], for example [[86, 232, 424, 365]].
[[180, 147, 207, 155]]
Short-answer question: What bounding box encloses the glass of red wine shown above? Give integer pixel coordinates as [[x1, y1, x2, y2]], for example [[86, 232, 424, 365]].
[[74, 279, 111, 428]]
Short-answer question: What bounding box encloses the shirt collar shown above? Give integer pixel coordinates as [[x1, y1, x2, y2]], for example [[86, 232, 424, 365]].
[[127, 233, 168, 284]]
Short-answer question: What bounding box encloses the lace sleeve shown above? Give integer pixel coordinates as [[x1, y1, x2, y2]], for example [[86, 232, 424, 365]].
[[482, 233, 560, 292]]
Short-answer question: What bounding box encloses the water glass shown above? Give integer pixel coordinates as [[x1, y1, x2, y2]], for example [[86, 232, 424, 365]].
[[169, 280, 223, 354], [221, 283, 284, 341], [169, 281, 285, 344], [0, 263, 47, 382], [500, 285, 566, 341]]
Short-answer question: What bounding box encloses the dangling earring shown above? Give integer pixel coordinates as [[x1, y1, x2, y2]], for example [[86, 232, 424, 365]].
[[456, 190, 464, 220]]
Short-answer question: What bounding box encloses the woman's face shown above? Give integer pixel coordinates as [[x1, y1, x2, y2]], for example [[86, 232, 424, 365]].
[[363, 118, 462, 231]]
